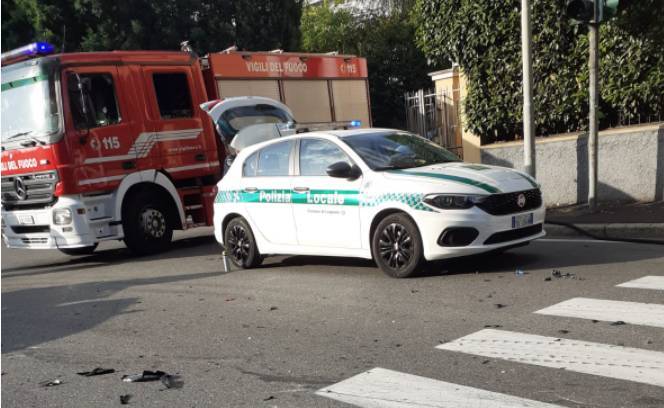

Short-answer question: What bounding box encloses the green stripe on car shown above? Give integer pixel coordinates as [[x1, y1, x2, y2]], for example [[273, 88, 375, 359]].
[[389, 170, 501, 194], [215, 189, 434, 212], [515, 172, 539, 189]]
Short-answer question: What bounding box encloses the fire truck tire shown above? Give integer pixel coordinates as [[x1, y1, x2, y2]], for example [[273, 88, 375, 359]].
[[123, 191, 174, 255], [58, 244, 98, 256]]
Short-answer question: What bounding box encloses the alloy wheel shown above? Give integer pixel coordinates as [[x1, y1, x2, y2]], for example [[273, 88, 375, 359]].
[[378, 223, 413, 270]]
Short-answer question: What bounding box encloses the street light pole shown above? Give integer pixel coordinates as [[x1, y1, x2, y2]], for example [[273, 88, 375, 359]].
[[521, 0, 536, 178], [588, 1, 599, 211]]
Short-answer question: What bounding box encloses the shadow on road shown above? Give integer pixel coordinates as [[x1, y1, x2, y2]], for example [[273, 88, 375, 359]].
[[1, 271, 220, 353], [1, 235, 218, 279], [269, 240, 664, 279]]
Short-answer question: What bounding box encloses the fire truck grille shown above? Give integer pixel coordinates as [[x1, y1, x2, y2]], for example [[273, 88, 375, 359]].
[[1, 171, 58, 208]]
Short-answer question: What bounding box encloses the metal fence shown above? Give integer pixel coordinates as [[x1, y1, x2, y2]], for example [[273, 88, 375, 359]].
[[404, 88, 463, 158]]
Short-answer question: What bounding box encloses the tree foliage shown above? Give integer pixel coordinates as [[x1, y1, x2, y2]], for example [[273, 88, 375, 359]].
[[414, 0, 664, 144], [1, 0, 303, 54], [301, 1, 430, 128]]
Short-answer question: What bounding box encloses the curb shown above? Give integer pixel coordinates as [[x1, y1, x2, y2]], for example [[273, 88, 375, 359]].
[[544, 222, 664, 240]]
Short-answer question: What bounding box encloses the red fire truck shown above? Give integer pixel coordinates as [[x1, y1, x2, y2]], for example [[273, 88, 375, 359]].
[[1, 42, 369, 255]]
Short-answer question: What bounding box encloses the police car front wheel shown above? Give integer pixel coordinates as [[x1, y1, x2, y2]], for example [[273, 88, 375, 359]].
[[372, 213, 423, 278], [224, 217, 263, 269]]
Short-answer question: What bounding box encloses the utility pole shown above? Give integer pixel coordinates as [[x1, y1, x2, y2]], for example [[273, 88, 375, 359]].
[[587, 1, 599, 211], [521, 0, 536, 178]]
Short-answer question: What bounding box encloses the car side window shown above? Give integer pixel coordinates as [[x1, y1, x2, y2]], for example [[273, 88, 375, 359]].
[[68, 73, 121, 129], [256, 140, 293, 177], [243, 151, 259, 177], [152, 73, 193, 119], [299, 138, 351, 176]]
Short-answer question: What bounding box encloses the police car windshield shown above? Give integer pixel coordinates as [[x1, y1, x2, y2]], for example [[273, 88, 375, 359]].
[[343, 131, 460, 171]]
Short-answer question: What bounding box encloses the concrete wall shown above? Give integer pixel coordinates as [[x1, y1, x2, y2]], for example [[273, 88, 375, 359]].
[[480, 123, 664, 207]]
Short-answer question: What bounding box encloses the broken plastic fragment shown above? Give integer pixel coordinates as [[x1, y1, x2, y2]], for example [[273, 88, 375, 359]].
[[77, 367, 115, 377], [161, 374, 184, 389], [122, 370, 166, 382], [40, 379, 63, 387]]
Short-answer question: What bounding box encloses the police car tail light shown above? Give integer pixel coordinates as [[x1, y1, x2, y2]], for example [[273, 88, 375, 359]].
[[423, 194, 486, 210]]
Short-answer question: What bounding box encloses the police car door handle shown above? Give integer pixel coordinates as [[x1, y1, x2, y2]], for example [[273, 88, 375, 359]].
[[244, 187, 258, 193], [293, 187, 309, 193]]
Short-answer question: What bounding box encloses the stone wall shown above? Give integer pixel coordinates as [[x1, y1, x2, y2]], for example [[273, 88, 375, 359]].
[[480, 123, 664, 207]]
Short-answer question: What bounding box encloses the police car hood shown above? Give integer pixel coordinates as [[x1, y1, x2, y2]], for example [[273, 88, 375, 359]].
[[381, 162, 538, 194]]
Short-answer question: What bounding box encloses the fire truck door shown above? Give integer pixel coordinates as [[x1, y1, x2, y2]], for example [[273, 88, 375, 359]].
[[63, 67, 140, 190], [142, 67, 210, 179]]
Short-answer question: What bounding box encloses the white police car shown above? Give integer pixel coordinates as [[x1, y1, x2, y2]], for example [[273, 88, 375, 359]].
[[213, 128, 545, 278]]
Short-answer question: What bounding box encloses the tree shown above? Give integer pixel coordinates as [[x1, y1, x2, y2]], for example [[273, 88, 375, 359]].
[[234, 0, 303, 51], [1, 0, 34, 51], [301, 2, 430, 128], [2, 0, 303, 54], [414, 0, 664, 144]]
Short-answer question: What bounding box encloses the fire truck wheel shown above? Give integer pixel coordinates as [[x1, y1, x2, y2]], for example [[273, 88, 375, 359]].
[[123, 191, 174, 255], [223, 217, 263, 269], [58, 244, 98, 256]]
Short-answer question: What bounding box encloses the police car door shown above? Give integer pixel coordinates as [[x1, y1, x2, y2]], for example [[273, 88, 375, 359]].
[[241, 139, 298, 245], [292, 138, 361, 249]]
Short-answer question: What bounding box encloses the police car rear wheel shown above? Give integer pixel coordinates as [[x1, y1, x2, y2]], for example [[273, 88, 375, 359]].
[[372, 213, 423, 278], [224, 217, 262, 269]]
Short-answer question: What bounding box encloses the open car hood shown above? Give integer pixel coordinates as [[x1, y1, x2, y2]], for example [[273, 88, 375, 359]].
[[200, 96, 295, 153]]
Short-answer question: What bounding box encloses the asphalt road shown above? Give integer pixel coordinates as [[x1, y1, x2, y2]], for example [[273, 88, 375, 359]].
[[2, 229, 663, 407]]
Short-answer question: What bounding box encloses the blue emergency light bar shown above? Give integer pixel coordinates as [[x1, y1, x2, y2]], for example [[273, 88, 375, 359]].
[[1, 42, 55, 65], [350, 120, 361, 127]]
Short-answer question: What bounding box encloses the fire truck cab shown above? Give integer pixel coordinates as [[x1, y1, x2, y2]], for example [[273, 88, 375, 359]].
[[1, 43, 369, 255]]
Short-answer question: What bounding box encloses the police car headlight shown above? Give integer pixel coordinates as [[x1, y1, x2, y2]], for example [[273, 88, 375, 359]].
[[53, 208, 72, 225], [423, 194, 486, 210]]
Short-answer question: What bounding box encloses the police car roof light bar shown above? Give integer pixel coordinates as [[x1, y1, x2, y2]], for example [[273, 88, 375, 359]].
[[1, 42, 55, 66]]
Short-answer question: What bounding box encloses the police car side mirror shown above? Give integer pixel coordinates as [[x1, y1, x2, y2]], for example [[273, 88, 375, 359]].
[[327, 161, 362, 180]]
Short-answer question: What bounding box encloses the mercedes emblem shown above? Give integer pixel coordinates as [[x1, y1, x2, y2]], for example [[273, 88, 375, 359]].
[[517, 193, 526, 208], [14, 177, 27, 200]]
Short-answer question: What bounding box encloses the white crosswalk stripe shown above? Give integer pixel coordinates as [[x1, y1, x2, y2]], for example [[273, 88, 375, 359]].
[[534, 297, 664, 328], [436, 329, 664, 387], [316, 367, 565, 408], [616, 275, 664, 291], [316, 276, 664, 406]]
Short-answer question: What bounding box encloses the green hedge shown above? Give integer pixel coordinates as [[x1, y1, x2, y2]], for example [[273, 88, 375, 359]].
[[414, 0, 664, 144]]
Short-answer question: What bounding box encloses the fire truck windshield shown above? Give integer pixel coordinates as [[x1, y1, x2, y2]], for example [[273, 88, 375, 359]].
[[1, 71, 61, 144]]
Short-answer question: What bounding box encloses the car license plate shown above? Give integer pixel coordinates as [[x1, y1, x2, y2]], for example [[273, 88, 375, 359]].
[[18, 215, 35, 225], [512, 213, 533, 229]]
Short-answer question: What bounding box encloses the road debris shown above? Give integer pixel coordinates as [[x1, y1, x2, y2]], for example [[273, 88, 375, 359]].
[[160, 374, 184, 389], [264, 395, 275, 401], [484, 324, 502, 328], [77, 367, 115, 377], [269, 306, 278, 311], [551, 269, 576, 279], [515, 269, 526, 277], [494, 303, 507, 309], [122, 370, 166, 382], [558, 329, 570, 334], [120, 394, 132, 405], [39, 379, 63, 387], [611, 320, 626, 326]]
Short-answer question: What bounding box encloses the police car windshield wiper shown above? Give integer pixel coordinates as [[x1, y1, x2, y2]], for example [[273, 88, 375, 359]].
[[373, 164, 416, 171]]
